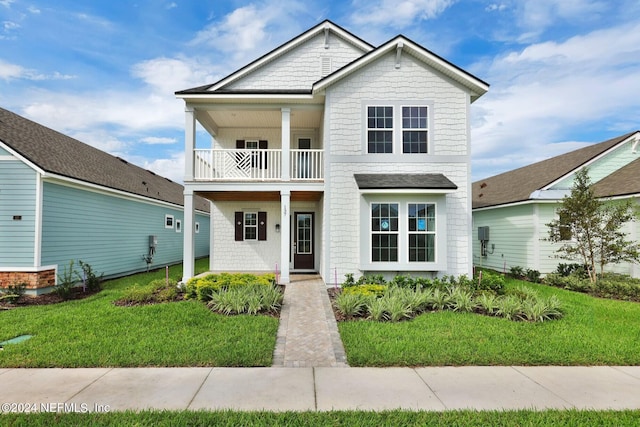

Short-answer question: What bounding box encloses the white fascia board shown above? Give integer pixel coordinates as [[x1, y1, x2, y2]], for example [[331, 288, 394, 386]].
[[358, 188, 456, 195], [529, 189, 570, 200], [313, 36, 489, 99], [473, 199, 559, 212], [0, 139, 46, 175], [205, 22, 373, 92], [542, 131, 640, 191], [176, 93, 317, 102]]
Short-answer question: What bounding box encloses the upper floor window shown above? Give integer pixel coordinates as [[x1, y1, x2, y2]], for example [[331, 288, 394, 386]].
[[402, 106, 428, 153], [367, 106, 393, 153], [366, 104, 429, 154]]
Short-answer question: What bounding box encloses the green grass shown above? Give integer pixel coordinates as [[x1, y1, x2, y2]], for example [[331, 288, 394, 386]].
[[0, 259, 279, 367], [2, 409, 640, 426], [339, 277, 640, 366]]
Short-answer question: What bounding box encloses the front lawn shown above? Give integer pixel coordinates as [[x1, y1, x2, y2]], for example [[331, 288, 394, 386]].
[[338, 277, 640, 366], [2, 409, 640, 426], [0, 259, 279, 368]]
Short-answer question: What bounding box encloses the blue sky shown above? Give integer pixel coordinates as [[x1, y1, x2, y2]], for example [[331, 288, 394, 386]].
[[1, 0, 639, 182]]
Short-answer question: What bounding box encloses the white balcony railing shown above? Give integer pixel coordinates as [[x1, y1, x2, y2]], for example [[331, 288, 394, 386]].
[[193, 149, 323, 181]]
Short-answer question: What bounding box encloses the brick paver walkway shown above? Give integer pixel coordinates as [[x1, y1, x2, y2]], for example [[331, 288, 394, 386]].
[[272, 276, 348, 367]]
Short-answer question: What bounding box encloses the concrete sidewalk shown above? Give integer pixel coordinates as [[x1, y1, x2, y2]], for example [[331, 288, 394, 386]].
[[2, 366, 640, 412]]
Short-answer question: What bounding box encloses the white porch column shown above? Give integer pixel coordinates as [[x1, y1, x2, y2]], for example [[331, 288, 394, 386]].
[[182, 189, 195, 282], [280, 189, 291, 284], [281, 108, 290, 181], [185, 105, 196, 181]]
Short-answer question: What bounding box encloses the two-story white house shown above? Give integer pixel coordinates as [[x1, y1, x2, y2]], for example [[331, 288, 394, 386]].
[[177, 20, 488, 284]]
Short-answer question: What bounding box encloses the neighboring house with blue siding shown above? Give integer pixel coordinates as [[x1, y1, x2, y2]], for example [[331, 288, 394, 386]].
[[472, 131, 640, 278], [0, 107, 210, 294], [176, 21, 488, 284]]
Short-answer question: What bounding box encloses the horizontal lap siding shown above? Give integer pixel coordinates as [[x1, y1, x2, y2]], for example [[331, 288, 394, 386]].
[[0, 160, 36, 267], [473, 205, 535, 272], [41, 181, 209, 277]]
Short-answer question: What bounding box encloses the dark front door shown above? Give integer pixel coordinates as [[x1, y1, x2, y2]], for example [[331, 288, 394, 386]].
[[294, 212, 314, 270]]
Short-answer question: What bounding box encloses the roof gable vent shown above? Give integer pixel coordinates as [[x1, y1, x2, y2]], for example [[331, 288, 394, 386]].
[[320, 56, 332, 77]]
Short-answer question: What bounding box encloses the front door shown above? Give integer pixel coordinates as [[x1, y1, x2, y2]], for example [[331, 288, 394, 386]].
[[293, 212, 314, 270]]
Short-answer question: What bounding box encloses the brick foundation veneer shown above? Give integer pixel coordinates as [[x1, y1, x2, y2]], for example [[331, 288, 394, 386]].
[[0, 269, 56, 290]]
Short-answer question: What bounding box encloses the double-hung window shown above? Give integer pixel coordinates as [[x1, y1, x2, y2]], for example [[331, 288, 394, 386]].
[[367, 106, 393, 153], [408, 203, 435, 262], [402, 106, 428, 153], [371, 203, 398, 262], [244, 212, 258, 240], [366, 104, 429, 154]]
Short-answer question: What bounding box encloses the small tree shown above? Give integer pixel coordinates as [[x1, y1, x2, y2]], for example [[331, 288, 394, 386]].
[[546, 168, 640, 283]]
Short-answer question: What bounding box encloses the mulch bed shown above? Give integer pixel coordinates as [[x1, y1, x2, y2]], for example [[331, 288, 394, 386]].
[[0, 287, 101, 309]]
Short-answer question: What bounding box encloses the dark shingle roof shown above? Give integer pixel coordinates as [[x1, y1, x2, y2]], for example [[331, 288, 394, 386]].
[[472, 132, 637, 209], [355, 173, 458, 190], [0, 107, 209, 212], [592, 157, 640, 198]]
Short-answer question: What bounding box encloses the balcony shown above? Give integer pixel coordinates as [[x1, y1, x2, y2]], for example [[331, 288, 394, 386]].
[[193, 149, 324, 181]]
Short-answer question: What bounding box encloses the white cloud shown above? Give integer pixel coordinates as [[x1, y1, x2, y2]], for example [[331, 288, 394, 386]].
[[166, 2, 177, 10], [28, 6, 40, 14], [67, 130, 128, 154], [131, 56, 220, 95], [189, 0, 308, 65], [0, 59, 76, 81], [140, 152, 185, 184], [470, 20, 640, 180], [141, 136, 177, 145], [0, 0, 15, 8], [0, 59, 24, 79], [350, 0, 455, 28]]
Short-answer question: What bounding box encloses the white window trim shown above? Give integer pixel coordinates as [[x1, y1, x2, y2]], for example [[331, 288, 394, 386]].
[[195, 222, 200, 233], [244, 212, 258, 241], [401, 105, 429, 154], [175, 219, 182, 233], [407, 202, 437, 262], [165, 214, 174, 229], [363, 101, 433, 155], [369, 202, 399, 263]]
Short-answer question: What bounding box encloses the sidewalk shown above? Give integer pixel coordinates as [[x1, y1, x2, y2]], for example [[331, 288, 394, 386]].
[[2, 366, 640, 412]]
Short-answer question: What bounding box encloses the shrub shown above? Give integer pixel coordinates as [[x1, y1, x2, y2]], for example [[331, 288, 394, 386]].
[[386, 296, 412, 322], [475, 292, 499, 315], [207, 284, 283, 315], [496, 295, 523, 321], [77, 260, 103, 292], [55, 260, 77, 300], [428, 288, 451, 311], [476, 270, 505, 294], [342, 284, 387, 297], [448, 287, 475, 313], [555, 263, 588, 278], [115, 278, 181, 306], [334, 293, 367, 318], [509, 266, 525, 278], [185, 273, 275, 302], [342, 273, 356, 288], [525, 268, 541, 283], [366, 297, 388, 321]]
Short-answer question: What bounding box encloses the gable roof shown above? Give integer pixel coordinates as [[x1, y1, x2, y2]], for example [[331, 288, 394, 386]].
[[314, 35, 489, 102], [592, 157, 640, 198], [0, 107, 209, 212], [176, 20, 373, 95], [472, 131, 638, 209]]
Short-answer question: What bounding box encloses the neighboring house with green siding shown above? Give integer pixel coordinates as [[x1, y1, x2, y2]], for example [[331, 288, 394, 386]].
[[0, 107, 210, 294], [472, 131, 640, 278]]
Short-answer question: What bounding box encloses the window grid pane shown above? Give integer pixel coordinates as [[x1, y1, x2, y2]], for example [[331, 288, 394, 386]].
[[244, 212, 258, 240], [368, 106, 393, 153], [408, 203, 435, 262], [402, 106, 428, 154], [371, 203, 398, 262]]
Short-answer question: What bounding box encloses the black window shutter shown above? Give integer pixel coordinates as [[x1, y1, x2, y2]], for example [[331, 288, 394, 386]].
[[258, 211, 267, 241], [235, 211, 244, 241], [259, 140, 268, 169], [236, 140, 245, 149]]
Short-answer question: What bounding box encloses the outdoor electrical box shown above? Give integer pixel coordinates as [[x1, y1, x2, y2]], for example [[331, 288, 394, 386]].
[[478, 226, 490, 242], [149, 236, 158, 254]]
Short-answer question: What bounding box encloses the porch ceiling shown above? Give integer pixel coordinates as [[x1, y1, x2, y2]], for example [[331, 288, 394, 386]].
[[198, 109, 322, 129], [197, 191, 323, 202]]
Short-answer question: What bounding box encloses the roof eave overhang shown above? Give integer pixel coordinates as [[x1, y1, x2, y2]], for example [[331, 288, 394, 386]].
[[189, 21, 373, 94], [177, 93, 319, 103], [313, 36, 489, 100], [359, 188, 457, 194]]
